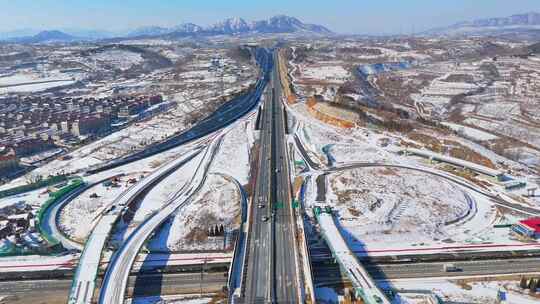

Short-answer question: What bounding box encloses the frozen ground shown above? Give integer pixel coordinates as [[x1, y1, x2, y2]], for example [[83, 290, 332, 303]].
[[300, 64, 351, 82], [210, 115, 256, 185], [326, 167, 470, 245], [304, 166, 534, 253], [390, 278, 540, 304], [0, 69, 78, 93], [0, 187, 48, 210], [442, 122, 498, 141], [127, 295, 212, 304], [58, 173, 140, 242], [292, 103, 404, 167], [147, 174, 241, 252], [90, 49, 144, 71], [132, 152, 204, 224]]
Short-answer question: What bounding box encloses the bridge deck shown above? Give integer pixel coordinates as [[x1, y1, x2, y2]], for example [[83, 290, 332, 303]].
[[317, 212, 391, 304]]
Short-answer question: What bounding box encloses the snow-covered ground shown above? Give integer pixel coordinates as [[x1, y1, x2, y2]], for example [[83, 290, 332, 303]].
[[132, 152, 204, 224], [0, 187, 48, 210], [210, 115, 256, 185], [147, 173, 241, 252], [289, 101, 539, 254], [90, 49, 144, 71], [58, 173, 140, 242], [390, 278, 540, 304], [0, 68, 81, 93], [303, 166, 536, 254], [442, 122, 498, 141], [300, 64, 351, 82], [127, 295, 213, 304]]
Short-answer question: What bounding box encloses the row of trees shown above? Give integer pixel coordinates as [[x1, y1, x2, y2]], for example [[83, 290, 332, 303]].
[[520, 276, 540, 293]]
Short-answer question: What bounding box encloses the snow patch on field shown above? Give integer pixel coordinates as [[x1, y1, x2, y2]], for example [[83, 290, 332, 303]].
[[391, 279, 540, 304], [442, 122, 498, 141], [59, 176, 135, 242], [127, 295, 212, 304], [326, 167, 471, 245], [147, 174, 241, 252], [210, 118, 254, 185], [90, 50, 144, 71]]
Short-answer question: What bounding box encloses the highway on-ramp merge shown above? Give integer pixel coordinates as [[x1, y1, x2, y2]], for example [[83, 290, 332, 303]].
[[98, 135, 223, 304]]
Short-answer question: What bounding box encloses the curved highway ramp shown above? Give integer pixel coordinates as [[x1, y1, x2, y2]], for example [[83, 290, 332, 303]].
[[316, 207, 392, 304], [67, 148, 202, 304]]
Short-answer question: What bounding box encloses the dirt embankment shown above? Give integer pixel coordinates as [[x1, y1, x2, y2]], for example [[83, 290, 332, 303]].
[[278, 49, 297, 104], [305, 97, 356, 128]]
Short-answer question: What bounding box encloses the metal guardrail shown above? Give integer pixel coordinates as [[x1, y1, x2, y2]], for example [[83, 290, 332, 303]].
[[224, 175, 249, 303]]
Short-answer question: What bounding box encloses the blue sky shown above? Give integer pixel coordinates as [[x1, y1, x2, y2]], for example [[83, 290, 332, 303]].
[[0, 0, 539, 34]]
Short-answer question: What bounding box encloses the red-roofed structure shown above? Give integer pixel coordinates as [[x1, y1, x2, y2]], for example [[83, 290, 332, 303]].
[[512, 218, 540, 239]]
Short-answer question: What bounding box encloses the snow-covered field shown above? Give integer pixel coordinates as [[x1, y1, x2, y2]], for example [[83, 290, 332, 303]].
[[58, 174, 139, 242], [477, 101, 521, 118], [147, 174, 241, 252], [0, 69, 78, 93], [300, 64, 351, 82], [210, 116, 255, 185], [90, 50, 144, 70], [132, 152, 204, 224], [303, 166, 535, 253], [326, 167, 471, 243], [391, 278, 540, 304], [0, 187, 47, 210], [288, 81, 540, 253], [442, 122, 498, 141], [127, 295, 213, 304]]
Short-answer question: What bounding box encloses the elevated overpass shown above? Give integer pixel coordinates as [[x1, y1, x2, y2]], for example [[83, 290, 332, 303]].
[[98, 136, 222, 304], [315, 206, 391, 304], [67, 148, 201, 304]]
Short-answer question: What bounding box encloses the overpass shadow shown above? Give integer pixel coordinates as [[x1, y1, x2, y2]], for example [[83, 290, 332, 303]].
[[312, 210, 399, 303], [336, 221, 398, 301], [131, 218, 173, 299]]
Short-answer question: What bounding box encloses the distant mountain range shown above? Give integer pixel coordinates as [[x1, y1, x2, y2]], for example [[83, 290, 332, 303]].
[[128, 15, 332, 37], [0, 15, 332, 43], [425, 12, 540, 36]]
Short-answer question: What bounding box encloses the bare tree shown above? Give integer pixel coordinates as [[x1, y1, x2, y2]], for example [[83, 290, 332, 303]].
[[25, 172, 43, 185]]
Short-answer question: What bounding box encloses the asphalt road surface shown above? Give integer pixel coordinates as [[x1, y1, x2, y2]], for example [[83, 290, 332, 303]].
[[313, 257, 540, 285], [244, 63, 274, 303], [0, 272, 227, 304], [271, 51, 300, 303], [243, 49, 300, 303]]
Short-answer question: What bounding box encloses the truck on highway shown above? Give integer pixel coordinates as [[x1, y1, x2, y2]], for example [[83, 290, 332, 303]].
[[443, 263, 459, 272]]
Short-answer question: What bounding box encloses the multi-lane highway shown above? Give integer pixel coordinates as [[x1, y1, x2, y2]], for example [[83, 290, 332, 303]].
[[0, 272, 227, 304], [243, 49, 301, 303], [313, 257, 540, 284], [243, 70, 274, 304], [67, 47, 273, 304], [271, 51, 301, 303]]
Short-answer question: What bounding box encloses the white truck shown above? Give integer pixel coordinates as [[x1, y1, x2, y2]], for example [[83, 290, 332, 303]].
[[443, 263, 459, 272]]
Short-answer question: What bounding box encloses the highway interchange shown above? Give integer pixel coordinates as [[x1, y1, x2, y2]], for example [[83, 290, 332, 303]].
[[4, 47, 540, 304]]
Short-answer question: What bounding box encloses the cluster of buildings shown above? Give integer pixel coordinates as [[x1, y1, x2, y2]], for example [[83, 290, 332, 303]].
[[512, 218, 540, 240], [0, 94, 164, 175], [0, 203, 35, 241]]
